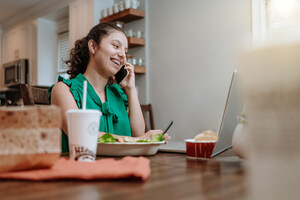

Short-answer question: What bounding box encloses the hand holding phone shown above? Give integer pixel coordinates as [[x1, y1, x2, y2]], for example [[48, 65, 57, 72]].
[[115, 65, 128, 85]]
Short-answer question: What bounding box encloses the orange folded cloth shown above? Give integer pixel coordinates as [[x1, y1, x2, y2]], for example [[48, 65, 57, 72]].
[[0, 156, 150, 181]]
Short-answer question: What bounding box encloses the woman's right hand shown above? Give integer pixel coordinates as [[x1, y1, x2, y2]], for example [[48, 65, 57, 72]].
[[98, 130, 171, 143], [139, 130, 171, 142]]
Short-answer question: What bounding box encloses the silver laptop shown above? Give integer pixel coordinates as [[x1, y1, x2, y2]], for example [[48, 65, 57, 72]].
[[158, 70, 244, 157]]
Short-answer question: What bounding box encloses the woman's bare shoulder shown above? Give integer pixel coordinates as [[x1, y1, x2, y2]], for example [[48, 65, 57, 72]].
[[51, 82, 77, 108], [52, 81, 69, 92]]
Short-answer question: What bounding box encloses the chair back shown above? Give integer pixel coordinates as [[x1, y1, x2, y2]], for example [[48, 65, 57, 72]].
[[140, 104, 155, 131], [20, 84, 50, 105]]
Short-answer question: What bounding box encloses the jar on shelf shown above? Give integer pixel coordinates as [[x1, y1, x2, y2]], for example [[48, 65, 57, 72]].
[[127, 58, 132, 64], [126, 29, 133, 37], [138, 58, 144, 66], [132, 57, 137, 65], [113, 3, 119, 14], [136, 30, 143, 38], [118, 1, 124, 11], [124, 0, 131, 9], [101, 9, 107, 18], [131, 0, 140, 9], [107, 7, 113, 16]]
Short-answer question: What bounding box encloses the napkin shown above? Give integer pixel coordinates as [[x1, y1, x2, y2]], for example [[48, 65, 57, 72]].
[[0, 156, 150, 181]]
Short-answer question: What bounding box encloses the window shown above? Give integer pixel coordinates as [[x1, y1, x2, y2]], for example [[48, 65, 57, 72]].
[[57, 31, 69, 77], [252, 0, 300, 44], [269, 0, 300, 41]]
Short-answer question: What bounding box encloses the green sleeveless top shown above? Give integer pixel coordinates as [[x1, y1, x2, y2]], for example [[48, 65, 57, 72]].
[[49, 73, 132, 152]]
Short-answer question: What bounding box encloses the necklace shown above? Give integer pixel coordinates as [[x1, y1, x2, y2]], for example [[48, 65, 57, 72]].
[[97, 90, 106, 102], [93, 86, 105, 95]]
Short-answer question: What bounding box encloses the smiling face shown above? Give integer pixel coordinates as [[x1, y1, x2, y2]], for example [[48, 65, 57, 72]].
[[93, 31, 128, 78]]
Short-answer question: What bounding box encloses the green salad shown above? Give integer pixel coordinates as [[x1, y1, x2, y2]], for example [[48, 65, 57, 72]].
[[136, 134, 165, 142], [98, 133, 116, 143], [98, 133, 166, 143]]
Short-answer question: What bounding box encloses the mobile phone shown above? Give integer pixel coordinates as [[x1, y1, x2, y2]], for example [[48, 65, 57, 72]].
[[115, 65, 128, 84]]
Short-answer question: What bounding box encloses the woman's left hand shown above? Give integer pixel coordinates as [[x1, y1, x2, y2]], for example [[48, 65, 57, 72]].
[[119, 62, 135, 91]]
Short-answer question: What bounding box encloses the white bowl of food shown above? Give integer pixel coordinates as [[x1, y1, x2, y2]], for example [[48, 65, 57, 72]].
[[97, 133, 166, 156]]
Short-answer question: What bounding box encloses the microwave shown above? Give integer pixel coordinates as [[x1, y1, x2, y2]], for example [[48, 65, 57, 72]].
[[3, 59, 28, 87]]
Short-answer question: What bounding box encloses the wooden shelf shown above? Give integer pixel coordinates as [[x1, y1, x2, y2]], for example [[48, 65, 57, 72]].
[[134, 66, 146, 74], [128, 37, 145, 48], [100, 8, 145, 23], [100, 9, 146, 75]]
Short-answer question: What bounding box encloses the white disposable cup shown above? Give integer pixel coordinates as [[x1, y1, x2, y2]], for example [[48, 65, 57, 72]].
[[66, 109, 101, 162]]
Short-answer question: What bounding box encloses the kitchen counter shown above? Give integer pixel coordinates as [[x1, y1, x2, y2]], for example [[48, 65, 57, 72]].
[[0, 86, 22, 106]]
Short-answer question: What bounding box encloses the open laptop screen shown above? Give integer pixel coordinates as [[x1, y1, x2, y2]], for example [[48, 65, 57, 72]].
[[158, 70, 244, 155], [211, 70, 244, 157]]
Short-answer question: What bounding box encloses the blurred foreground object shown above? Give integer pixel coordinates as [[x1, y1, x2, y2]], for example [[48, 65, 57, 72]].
[[0, 106, 62, 172], [239, 43, 300, 199], [232, 114, 249, 159]]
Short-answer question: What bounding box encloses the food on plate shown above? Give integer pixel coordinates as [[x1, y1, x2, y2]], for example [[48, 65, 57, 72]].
[[98, 132, 118, 143], [97, 133, 167, 156], [98, 132, 166, 143], [194, 130, 218, 142], [0, 106, 62, 173]]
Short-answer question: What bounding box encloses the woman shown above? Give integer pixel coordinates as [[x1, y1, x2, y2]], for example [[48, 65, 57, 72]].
[[50, 23, 165, 152]]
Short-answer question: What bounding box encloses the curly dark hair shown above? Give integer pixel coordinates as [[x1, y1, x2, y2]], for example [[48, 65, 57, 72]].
[[66, 22, 125, 79]]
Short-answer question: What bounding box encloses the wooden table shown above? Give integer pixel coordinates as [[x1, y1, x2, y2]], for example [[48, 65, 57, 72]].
[[0, 151, 246, 200]]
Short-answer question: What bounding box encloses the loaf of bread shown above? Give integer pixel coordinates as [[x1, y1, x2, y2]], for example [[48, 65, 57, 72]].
[[37, 106, 62, 128], [0, 105, 62, 129], [194, 130, 218, 142], [0, 105, 62, 173], [0, 106, 39, 129], [0, 128, 61, 154]]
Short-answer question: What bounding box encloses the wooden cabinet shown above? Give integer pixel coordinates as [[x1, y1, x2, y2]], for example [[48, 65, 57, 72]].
[[100, 8, 146, 74], [69, 0, 94, 49], [2, 24, 32, 64], [2, 20, 57, 87], [69, 0, 113, 49]]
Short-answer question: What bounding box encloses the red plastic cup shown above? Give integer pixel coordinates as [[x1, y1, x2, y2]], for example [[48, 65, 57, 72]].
[[185, 139, 216, 159]]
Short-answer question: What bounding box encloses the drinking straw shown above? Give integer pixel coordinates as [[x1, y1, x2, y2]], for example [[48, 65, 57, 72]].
[[82, 80, 87, 110]]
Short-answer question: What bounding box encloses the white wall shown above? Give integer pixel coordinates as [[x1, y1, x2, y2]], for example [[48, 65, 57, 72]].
[[36, 18, 57, 86], [147, 0, 251, 141], [125, 0, 146, 103], [0, 27, 2, 87]]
